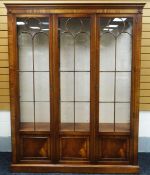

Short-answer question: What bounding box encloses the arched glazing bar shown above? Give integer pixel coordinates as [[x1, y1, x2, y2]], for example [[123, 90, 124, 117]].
[[99, 17, 133, 132], [59, 17, 90, 131], [17, 17, 50, 131]]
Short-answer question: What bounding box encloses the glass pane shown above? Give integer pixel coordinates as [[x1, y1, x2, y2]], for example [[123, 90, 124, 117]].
[[116, 72, 131, 102], [115, 103, 130, 132], [35, 72, 50, 101], [99, 103, 114, 132], [99, 72, 115, 102], [35, 102, 50, 131], [35, 102, 50, 122], [75, 72, 90, 101], [75, 102, 90, 131], [19, 72, 33, 101], [116, 33, 132, 71], [18, 33, 33, 71], [59, 18, 90, 131], [100, 33, 115, 71], [61, 102, 74, 131], [20, 102, 34, 131], [61, 72, 74, 101], [17, 17, 50, 131], [34, 32, 49, 71], [75, 33, 90, 71], [60, 34, 74, 71]]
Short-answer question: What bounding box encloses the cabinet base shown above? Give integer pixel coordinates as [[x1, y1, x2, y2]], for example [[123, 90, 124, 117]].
[[11, 163, 140, 173]]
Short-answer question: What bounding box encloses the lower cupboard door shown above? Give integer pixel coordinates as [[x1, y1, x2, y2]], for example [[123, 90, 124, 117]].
[[60, 136, 89, 161], [20, 135, 51, 162], [98, 136, 130, 162]]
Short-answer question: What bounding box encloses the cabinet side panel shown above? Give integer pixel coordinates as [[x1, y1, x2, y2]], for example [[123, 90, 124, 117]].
[[8, 13, 20, 163], [130, 13, 142, 165]]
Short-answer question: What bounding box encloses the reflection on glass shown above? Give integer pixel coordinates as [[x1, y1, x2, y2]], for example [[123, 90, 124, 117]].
[[17, 17, 50, 131], [59, 18, 90, 131], [99, 17, 132, 132]]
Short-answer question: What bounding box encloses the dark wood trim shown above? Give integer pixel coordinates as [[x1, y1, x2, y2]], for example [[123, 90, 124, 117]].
[[13, 14, 50, 17], [97, 14, 136, 18], [8, 14, 20, 163], [95, 14, 100, 161], [49, 14, 53, 160], [5, 3, 145, 9], [130, 14, 136, 165], [131, 13, 142, 165], [11, 164, 140, 173], [6, 9, 140, 15], [5, 3, 145, 15], [89, 14, 96, 162], [57, 14, 91, 17], [89, 14, 100, 162], [52, 14, 60, 163]]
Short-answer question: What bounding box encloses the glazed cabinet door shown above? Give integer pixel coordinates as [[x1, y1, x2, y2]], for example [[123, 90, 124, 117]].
[[52, 15, 97, 163], [15, 16, 52, 162], [98, 16, 133, 162]]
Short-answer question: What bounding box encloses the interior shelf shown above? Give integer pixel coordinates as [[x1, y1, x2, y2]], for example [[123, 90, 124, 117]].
[[20, 122, 50, 131], [20, 122, 130, 132]]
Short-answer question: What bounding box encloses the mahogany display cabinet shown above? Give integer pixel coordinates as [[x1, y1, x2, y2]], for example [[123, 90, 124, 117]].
[[5, 2, 145, 173]]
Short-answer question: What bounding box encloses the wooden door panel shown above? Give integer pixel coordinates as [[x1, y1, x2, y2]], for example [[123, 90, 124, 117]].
[[98, 136, 129, 161], [60, 136, 89, 160], [20, 136, 50, 160]]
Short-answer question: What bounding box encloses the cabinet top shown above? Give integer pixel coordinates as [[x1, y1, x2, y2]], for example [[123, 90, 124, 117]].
[[4, 1, 145, 14], [4, 1, 145, 6]]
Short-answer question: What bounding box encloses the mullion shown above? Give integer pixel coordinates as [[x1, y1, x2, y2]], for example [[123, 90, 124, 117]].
[[99, 101, 130, 103], [61, 101, 90, 102], [32, 37, 36, 131], [20, 101, 50, 102], [99, 71, 131, 72], [60, 71, 90, 72], [73, 37, 76, 131], [18, 71, 50, 72], [114, 38, 117, 132]]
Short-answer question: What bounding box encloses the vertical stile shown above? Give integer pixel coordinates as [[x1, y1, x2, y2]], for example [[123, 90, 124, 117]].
[[49, 15, 54, 158], [52, 14, 60, 163], [8, 13, 20, 163], [90, 14, 99, 162], [130, 12, 142, 165], [95, 14, 100, 161]]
